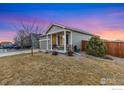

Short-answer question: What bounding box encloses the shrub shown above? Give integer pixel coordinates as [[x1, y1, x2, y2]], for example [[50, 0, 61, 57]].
[[45, 50, 49, 54], [67, 50, 73, 56], [66, 45, 73, 56], [52, 51, 58, 55], [86, 36, 105, 57]]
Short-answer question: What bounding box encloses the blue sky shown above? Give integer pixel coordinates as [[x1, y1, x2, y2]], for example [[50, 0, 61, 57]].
[[0, 3, 124, 41]]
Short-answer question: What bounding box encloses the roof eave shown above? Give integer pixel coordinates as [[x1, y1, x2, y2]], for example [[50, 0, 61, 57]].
[[45, 23, 99, 37]]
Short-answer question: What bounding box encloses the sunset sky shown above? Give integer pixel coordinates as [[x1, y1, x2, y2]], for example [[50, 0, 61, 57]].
[[0, 3, 124, 42]]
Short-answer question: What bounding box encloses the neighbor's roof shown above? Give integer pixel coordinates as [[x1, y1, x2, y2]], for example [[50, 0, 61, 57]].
[[44, 23, 98, 37]]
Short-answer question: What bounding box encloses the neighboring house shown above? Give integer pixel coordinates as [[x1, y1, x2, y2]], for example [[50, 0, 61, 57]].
[[39, 24, 98, 53], [15, 33, 41, 48], [23, 33, 41, 48]]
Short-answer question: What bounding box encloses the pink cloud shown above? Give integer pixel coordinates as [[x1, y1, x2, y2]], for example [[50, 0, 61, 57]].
[[57, 18, 124, 41], [57, 16, 106, 32], [0, 14, 51, 27], [110, 10, 124, 16], [94, 28, 124, 41], [0, 30, 16, 42]]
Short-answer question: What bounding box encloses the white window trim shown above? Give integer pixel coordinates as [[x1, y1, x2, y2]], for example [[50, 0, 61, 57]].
[[39, 39, 50, 41]]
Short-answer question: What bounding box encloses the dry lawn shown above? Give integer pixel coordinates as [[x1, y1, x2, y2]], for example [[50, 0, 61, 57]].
[[0, 52, 124, 85]]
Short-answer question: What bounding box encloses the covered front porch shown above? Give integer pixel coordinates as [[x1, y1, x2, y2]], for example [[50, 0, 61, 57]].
[[48, 30, 72, 53], [39, 30, 72, 53]]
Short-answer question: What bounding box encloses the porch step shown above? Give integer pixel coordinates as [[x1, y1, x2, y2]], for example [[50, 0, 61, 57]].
[[74, 52, 81, 56]]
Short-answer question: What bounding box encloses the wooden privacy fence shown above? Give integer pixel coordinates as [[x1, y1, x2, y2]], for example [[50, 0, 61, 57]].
[[81, 40, 124, 58]]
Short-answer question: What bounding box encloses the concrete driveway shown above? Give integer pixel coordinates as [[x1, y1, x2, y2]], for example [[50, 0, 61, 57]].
[[0, 49, 39, 58]]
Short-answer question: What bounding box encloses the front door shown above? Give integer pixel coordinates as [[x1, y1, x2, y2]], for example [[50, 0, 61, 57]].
[[52, 34, 56, 48]]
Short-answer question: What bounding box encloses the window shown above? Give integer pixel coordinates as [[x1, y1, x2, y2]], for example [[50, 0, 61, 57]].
[[58, 35, 60, 45], [66, 34, 69, 45]]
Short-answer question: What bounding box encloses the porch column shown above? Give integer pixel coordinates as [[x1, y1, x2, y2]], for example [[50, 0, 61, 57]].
[[51, 34, 52, 50], [39, 40, 41, 49], [70, 31, 73, 49], [46, 34, 48, 50], [64, 30, 66, 53]]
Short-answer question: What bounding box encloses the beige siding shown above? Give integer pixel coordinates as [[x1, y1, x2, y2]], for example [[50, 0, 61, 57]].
[[72, 31, 92, 50]]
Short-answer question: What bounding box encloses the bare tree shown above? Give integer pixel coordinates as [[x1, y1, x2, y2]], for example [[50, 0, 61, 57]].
[[14, 20, 42, 56], [15, 29, 30, 48]]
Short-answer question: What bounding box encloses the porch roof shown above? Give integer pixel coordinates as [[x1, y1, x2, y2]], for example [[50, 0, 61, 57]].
[[44, 23, 99, 37]]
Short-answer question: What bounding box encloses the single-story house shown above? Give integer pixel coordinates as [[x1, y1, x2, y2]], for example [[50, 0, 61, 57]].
[[39, 24, 98, 53]]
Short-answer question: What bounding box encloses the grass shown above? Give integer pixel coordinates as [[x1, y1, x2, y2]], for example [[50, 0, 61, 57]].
[[0, 52, 124, 85]]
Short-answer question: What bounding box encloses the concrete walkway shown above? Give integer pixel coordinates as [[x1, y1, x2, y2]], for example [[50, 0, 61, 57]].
[[0, 49, 39, 58]]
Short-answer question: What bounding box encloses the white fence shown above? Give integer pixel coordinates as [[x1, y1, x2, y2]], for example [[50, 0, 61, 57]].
[[0, 49, 8, 53]]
